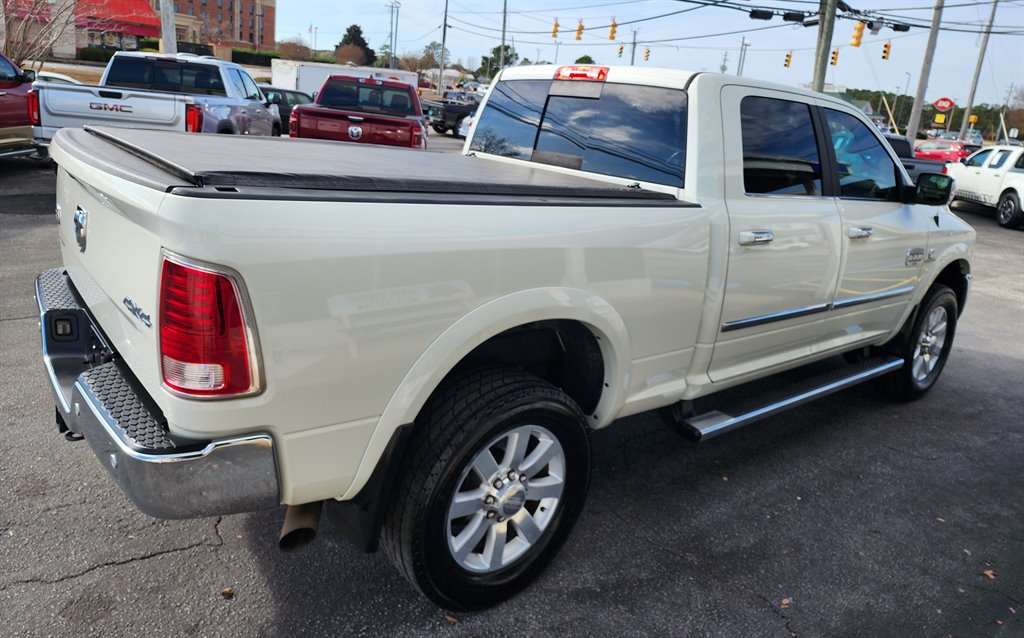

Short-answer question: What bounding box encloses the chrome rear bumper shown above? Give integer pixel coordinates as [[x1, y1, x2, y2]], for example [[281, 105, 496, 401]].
[[36, 268, 280, 519]]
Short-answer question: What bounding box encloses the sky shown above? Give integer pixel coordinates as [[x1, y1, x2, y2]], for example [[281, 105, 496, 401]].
[[275, 0, 1024, 106]]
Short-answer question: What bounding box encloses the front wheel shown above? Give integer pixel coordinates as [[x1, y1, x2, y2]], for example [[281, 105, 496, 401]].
[[381, 368, 590, 610], [886, 284, 958, 400], [996, 191, 1022, 228]]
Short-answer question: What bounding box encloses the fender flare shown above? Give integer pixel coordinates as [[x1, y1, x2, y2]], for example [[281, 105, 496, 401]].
[[339, 287, 631, 499]]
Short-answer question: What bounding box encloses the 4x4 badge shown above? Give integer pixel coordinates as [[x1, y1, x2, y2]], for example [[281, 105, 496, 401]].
[[74, 205, 88, 252]]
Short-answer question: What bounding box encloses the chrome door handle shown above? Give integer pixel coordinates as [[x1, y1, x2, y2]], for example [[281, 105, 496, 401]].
[[846, 226, 874, 239], [0, 91, 7, 96], [738, 230, 774, 246]]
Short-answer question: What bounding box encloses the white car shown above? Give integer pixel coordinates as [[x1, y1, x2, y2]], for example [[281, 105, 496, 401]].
[[946, 145, 1024, 227], [457, 112, 474, 138]]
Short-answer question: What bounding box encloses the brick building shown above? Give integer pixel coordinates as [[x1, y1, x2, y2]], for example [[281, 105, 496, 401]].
[[148, 0, 276, 50]]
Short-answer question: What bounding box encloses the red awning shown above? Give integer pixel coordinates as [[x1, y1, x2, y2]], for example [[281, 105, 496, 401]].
[[75, 0, 161, 30]]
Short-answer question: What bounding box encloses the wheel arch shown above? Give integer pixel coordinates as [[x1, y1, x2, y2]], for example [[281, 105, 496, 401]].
[[929, 258, 971, 318], [339, 287, 630, 501]]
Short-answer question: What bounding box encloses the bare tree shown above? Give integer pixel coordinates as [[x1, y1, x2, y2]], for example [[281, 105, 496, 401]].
[[334, 43, 366, 65], [2, 0, 78, 68], [277, 39, 311, 61]]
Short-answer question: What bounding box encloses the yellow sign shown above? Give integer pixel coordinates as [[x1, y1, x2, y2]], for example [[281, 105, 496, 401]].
[[934, 113, 946, 124], [969, 114, 979, 124]]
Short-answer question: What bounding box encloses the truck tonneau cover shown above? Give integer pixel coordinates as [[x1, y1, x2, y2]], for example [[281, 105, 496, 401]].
[[54, 126, 676, 201]]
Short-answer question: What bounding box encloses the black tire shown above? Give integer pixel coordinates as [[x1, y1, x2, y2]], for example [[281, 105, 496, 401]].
[[885, 284, 958, 400], [381, 367, 591, 610], [996, 191, 1022, 228], [272, 124, 281, 137], [432, 123, 448, 135]]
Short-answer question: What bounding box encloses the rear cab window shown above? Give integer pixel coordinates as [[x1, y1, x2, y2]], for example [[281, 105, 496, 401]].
[[105, 56, 227, 96], [319, 79, 416, 116], [739, 96, 822, 196], [469, 77, 686, 188]]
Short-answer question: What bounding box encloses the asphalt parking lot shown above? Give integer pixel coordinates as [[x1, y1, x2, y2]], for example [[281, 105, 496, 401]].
[[0, 143, 1021, 637]]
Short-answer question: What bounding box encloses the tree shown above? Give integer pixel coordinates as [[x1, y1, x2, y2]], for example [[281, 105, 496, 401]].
[[475, 45, 517, 79], [421, 41, 449, 70], [2, 0, 77, 68], [336, 24, 376, 65], [574, 55, 594, 64], [335, 43, 368, 65], [1006, 87, 1024, 139], [277, 39, 312, 61]]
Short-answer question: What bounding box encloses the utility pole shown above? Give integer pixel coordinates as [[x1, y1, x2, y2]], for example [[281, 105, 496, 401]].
[[736, 37, 750, 76], [159, 0, 177, 53], [906, 0, 945, 141], [630, 30, 637, 65], [394, 2, 401, 69], [499, 0, 508, 70], [439, 0, 449, 89], [720, 51, 728, 74], [958, 0, 998, 139], [388, 3, 395, 68], [811, 0, 838, 92], [314, 27, 318, 54]]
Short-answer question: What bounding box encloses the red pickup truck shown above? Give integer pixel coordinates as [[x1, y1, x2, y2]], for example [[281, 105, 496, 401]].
[[288, 75, 426, 149], [0, 51, 38, 159]]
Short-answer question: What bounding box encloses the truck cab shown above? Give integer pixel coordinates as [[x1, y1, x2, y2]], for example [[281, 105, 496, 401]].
[[0, 51, 37, 159]]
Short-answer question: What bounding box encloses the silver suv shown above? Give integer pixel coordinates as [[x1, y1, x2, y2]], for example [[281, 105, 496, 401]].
[[102, 52, 280, 136]]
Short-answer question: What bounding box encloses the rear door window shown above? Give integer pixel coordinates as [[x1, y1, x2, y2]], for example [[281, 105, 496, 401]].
[[988, 150, 1012, 169], [105, 57, 227, 96], [740, 96, 822, 196]]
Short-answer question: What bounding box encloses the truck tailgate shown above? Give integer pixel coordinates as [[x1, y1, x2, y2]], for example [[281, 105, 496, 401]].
[[297, 107, 418, 147], [36, 83, 189, 136]]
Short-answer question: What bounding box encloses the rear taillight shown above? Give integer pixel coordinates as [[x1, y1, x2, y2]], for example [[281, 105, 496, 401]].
[[412, 124, 423, 148], [289, 110, 298, 137], [185, 104, 203, 133], [554, 65, 609, 81], [28, 89, 40, 125], [159, 253, 261, 398]]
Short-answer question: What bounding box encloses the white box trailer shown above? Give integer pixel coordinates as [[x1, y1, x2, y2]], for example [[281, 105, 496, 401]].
[[271, 59, 418, 96]]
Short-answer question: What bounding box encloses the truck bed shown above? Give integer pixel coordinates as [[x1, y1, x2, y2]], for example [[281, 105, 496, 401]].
[[54, 126, 678, 204]]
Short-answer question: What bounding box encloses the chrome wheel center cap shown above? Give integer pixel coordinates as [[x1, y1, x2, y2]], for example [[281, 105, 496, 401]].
[[498, 485, 527, 517]]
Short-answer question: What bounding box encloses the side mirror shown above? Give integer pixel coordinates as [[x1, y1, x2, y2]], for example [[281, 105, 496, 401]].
[[914, 173, 955, 206], [268, 93, 282, 105], [22, 70, 36, 83]]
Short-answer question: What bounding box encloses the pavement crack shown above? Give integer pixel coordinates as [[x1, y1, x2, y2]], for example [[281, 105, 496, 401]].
[[883, 445, 939, 461], [213, 516, 225, 546], [0, 315, 36, 322], [0, 541, 215, 592], [731, 579, 797, 637]]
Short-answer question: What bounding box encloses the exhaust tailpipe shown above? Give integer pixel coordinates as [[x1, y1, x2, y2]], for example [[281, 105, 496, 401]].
[[278, 501, 323, 552]]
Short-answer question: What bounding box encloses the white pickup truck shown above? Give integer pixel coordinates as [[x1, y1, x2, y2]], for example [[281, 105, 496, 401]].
[[36, 65, 974, 610], [945, 144, 1024, 228]]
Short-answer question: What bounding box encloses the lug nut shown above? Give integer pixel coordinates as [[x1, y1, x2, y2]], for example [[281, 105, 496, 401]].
[[508, 471, 518, 481], [497, 516, 505, 523], [484, 496, 495, 505], [486, 511, 496, 519], [493, 479, 503, 489]]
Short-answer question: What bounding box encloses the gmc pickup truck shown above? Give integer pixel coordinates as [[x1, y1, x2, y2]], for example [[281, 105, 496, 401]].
[[36, 65, 974, 610], [30, 52, 279, 154]]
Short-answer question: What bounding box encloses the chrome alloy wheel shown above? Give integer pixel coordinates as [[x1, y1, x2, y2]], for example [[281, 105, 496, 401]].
[[912, 305, 948, 383], [446, 424, 566, 573]]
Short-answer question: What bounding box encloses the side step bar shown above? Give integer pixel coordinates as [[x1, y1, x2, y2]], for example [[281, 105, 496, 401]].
[[680, 357, 904, 442]]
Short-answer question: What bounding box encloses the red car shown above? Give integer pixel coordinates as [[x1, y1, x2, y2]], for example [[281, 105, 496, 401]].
[[914, 139, 981, 163], [289, 75, 426, 149], [0, 51, 38, 159]]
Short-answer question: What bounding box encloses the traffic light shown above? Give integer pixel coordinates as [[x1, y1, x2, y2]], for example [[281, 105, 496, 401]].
[[609, 19, 617, 40], [784, 51, 792, 67], [882, 41, 892, 60], [575, 20, 584, 40], [617, 45, 623, 58], [830, 49, 839, 65], [850, 21, 865, 47], [643, 48, 650, 61], [551, 19, 559, 38]]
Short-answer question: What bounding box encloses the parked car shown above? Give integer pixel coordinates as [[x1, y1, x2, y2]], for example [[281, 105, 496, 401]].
[[457, 111, 475, 138], [946, 145, 1024, 227], [289, 74, 426, 148], [914, 139, 979, 162], [258, 84, 313, 130], [36, 71, 82, 85], [884, 134, 949, 181], [0, 51, 38, 159], [426, 99, 476, 136]]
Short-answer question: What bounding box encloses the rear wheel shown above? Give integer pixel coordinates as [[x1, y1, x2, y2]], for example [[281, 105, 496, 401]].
[[996, 191, 1022, 228], [886, 285, 958, 400], [381, 368, 590, 610]]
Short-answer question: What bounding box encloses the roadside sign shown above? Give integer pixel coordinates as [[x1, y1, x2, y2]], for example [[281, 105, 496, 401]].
[[969, 114, 979, 124], [933, 97, 954, 112], [934, 113, 946, 124], [1011, 128, 1020, 138]]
